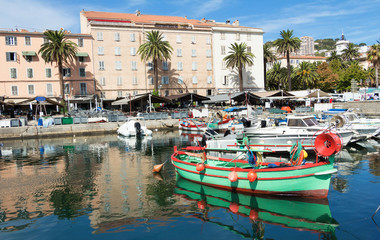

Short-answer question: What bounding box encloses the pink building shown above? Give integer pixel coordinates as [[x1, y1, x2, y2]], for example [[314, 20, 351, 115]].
[[0, 29, 95, 107]]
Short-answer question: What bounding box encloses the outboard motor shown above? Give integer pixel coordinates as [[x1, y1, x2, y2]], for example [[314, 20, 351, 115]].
[[241, 117, 251, 128], [224, 129, 231, 137], [134, 122, 142, 135], [261, 120, 267, 128]]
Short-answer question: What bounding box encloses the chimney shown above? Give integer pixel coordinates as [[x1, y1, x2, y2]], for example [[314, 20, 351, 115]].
[[232, 19, 239, 26], [136, 10, 141, 16], [226, 19, 230, 24]]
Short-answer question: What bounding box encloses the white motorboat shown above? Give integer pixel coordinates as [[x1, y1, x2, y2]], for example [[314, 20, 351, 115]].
[[328, 113, 380, 138], [207, 115, 354, 152], [117, 117, 152, 137]]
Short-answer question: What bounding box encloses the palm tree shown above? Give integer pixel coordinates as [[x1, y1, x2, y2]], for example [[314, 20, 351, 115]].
[[367, 44, 380, 87], [263, 42, 277, 90], [266, 63, 287, 90], [137, 30, 173, 92], [273, 29, 301, 91], [342, 43, 359, 61], [327, 51, 341, 62], [295, 62, 318, 89], [39, 29, 78, 113], [223, 42, 255, 92]]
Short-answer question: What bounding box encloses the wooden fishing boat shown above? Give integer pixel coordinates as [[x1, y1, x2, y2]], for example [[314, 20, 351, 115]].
[[175, 177, 339, 234], [171, 132, 341, 198]]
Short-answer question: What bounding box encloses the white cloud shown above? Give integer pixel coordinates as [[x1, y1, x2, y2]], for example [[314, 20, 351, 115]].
[[191, 0, 225, 18], [0, 0, 78, 32]]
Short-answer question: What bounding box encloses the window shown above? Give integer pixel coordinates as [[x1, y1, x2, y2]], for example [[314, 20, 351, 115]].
[[162, 61, 168, 71], [176, 35, 182, 43], [247, 33, 251, 41], [133, 90, 138, 96], [192, 62, 197, 71], [131, 61, 137, 70], [206, 49, 211, 57], [192, 76, 198, 84], [99, 61, 105, 70], [207, 89, 212, 96], [117, 76, 122, 86], [148, 62, 153, 71], [130, 33, 135, 42], [100, 92, 106, 98], [117, 91, 123, 97], [247, 46, 251, 53], [46, 68, 52, 78], [115, 47, 121, 56], [221, 32, 225, 40], [148, 76, 153, 85], [192, 49, 196, 57], [177, 62, 183, 71], [178, 76, 183, 84], [114, 32, 120, 41], [27, 68, 33, 78], [206, 36, 211, 45], [98, 46, 104, 55], [6, 52, 17, 62], [63, 68, 71, 77], [164, 90, 169, 97], [115, 61, 122, 70], [236, 33, 240, 41], [64, 83, 70, 94], [291, 60, 294, 64], [221, 46, 226, 55], [78, 56, 85, 62], [79, 68, 86, 77], [80, 83, 87, 95], [78, 38, 84, 47], [46, 83, 53, 96], [25, 36, 31, 46], [97, 32, 103, 41], [43, 37, 48, 44], [162, 34, 167, 41], [177, 49, 182, 57], [100, 77, 106, 86], [132, 76, 137, 85], [223, 76, 228, 85], [28, 85, 34, 95], [207, 76, 212, 84], [130, 47, 136, 56], [11, 86, 18, 96], [10, 68, 17, 79], [5, 36, 17, 45], [25, 56, 33, 62], [161, 76, 169, 84], [191, 36, 196, 44], [207, 62, 212, 71], [179, 89, 183, 94]]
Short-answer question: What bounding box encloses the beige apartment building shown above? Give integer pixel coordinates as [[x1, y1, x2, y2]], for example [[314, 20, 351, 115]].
[[0, 29, 95, 105], [80, 10, 216, 99]]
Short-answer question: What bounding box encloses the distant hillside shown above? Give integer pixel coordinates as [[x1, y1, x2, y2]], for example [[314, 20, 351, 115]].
[[314, 38, 337, 51]]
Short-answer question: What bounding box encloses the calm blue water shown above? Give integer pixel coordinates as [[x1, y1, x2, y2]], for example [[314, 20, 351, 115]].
[[0, 131, 379, 240]]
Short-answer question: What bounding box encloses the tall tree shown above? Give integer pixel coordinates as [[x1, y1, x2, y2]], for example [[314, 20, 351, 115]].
[[39, 29, 78, 113], [223, 42, 255, 92], [273, 29, 301, 91], [342, 43, 359, 61], [367, 44, 380, 88], [316, 62, 339, 92], [137, 30, 173, 92], [266, 63, 288, 90], [295, 62, 318, 89], [263, 42, 277, 90]]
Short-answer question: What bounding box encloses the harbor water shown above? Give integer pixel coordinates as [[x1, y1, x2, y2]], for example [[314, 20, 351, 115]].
[[0, 131, 379, 239]]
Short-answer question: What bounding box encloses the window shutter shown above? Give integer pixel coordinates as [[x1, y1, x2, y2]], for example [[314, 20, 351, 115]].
[[6, 52, 10, 61]]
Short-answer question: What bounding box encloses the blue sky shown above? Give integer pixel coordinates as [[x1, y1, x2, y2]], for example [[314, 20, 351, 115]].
[[1, 0, 379, 45]]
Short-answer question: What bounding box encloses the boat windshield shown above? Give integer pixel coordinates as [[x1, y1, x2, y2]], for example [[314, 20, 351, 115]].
[[345, 113, 359, 121], [287, 118, 307, 127], [304, 117, 319, 126]]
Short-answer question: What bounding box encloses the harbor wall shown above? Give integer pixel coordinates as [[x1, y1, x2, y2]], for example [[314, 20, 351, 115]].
[[333, 100, 380, 116]]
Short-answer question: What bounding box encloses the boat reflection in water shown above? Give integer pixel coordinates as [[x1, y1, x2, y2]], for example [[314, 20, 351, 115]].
[[174, 176, 339, 238]]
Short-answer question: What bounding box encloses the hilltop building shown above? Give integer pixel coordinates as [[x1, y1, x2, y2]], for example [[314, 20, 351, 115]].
[[336, 32, 350, 55]]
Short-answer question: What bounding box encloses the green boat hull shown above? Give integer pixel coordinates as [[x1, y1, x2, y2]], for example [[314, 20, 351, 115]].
[[171, 150, 336, 198], [175, 177, 338, 233]]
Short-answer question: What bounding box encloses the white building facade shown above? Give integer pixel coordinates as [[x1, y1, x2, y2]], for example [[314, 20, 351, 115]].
[[212, 24, 264, 94], [300, 36, 314, 56]]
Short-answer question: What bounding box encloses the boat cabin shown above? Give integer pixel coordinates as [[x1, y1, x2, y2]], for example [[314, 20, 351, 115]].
[[286, 116, 319, 128]]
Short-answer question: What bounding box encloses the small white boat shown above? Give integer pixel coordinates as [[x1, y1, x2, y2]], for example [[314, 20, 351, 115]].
[[117, 117, 152, 137]]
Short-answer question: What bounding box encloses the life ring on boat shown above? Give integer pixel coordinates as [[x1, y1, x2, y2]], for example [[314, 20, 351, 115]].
[[314, 132, 342, 157]]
